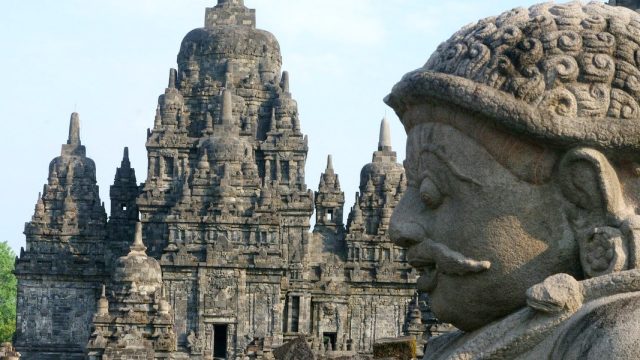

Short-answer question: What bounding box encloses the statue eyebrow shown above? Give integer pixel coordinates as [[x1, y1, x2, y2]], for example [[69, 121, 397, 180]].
[[421, 145, 483, 187]]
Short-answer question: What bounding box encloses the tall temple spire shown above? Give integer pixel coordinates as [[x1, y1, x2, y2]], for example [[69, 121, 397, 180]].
[[378, 116, 392, 151], [68, 112, 81, 145]]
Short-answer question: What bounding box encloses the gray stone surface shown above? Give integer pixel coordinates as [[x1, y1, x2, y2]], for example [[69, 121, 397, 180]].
[[14, 1, 427, 359], [386, 1, 640, 359]]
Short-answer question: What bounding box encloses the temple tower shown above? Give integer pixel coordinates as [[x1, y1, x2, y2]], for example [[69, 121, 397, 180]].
[[136, 0, 313, 356], [314, 155, 345, 232], [106, 147, 139, 266], [15, 113, 108, 359]]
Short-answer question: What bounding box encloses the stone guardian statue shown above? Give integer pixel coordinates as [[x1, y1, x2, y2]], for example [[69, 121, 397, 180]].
[[386, 2, 640, 359]]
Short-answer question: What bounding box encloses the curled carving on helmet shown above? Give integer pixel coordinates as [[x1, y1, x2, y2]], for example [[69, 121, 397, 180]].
[[581, 14, 608, 32], [608, 15, 639, 44], [549, 2, 583, 28], [506, 66, 545, 103], [385, 1, 640, 153], [512, 38, 544, 68], [608, 89, 639, 119], [441, 43, 469, 74], [543, 55, 579, 88], [626, 17, 640, 39], [485, 56, 510, 90], [543, 30, 583, 55], [489, 25, 524, 53], [495, 7, 529, 28], [615, 62, 640, 98], [580, 53, 615, 83], [458, 43, 492, 79], [568, 83, 610, 118], [539, 87, 578, 118], [467, 19, 498, 41], [582, 32, 615, 54], [525, 14, 557, 39]]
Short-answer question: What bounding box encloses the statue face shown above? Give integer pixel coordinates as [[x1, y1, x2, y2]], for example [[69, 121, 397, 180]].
[[389, 108, 581, 331]]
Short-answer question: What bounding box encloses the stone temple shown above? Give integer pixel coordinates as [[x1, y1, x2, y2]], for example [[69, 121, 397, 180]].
[[13, 1, 425, 359]]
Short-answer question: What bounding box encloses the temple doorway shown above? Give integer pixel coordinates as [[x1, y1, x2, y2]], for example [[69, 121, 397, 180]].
[[323, 332, 337, 351], [213, 324, 228, 359]]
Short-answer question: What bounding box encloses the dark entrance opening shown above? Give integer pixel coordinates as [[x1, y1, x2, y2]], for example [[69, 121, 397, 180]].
[[214, 324, 228, 359], [323, 332, 337, 351], [290, 296, 300, 333]]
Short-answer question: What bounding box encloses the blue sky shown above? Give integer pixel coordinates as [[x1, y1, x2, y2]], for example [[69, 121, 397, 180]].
[[0, 0, 580, 253]]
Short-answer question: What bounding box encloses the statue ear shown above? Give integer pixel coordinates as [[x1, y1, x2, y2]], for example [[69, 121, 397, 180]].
[[558, 147, 631, 277], [558, 147, 626, 220]]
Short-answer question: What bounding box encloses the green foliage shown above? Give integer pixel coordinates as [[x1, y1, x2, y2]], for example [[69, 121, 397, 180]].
[[0, 242, 17, 342]]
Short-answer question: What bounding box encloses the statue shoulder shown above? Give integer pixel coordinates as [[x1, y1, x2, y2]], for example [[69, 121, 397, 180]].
[[551, 291, 640, 360]]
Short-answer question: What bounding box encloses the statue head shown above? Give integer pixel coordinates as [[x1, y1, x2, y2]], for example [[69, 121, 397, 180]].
[[386, 2, 640, 331]]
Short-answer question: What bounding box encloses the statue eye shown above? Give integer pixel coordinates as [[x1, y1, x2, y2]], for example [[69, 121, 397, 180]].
[[420, 176, 443, 209]]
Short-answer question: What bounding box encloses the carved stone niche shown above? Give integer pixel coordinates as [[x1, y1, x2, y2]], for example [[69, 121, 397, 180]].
[[204, 269, 237, 315]]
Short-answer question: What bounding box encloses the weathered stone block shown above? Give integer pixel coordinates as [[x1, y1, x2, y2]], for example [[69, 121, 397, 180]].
[[273, 336, 314, 360], [372, 337, 415, 360]]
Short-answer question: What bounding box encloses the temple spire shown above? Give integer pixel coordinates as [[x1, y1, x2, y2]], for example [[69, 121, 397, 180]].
[[378, 116, 392, 151], [68, 112, 81, 145]]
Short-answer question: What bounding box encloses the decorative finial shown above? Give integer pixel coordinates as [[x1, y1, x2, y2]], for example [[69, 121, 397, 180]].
[[168, 68, 177, 89], [221, 89, 233, 125], [378, 116, 392, 151], [225, 61, 233, 88], [281, 71, 290, 94], [68, 112, 81, 145], [217, 0, 245, 6], [130, 222, 147, 254], [326, 155, 334, 173], [121, 147, 130, 168], [153, 107, 162, 131], [96, 284, 109, 316]]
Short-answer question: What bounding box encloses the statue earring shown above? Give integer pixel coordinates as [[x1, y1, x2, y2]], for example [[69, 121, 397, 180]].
[[579, 226, 628, 278]]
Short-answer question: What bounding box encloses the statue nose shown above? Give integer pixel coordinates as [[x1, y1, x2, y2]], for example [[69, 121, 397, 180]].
[[389, 188, 425, 248]]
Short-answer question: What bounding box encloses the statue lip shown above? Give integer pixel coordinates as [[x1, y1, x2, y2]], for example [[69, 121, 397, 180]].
[[408, 239, 492, 277]]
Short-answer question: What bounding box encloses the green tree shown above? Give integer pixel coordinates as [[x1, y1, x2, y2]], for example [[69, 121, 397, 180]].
[[0, 241, 16, 342]]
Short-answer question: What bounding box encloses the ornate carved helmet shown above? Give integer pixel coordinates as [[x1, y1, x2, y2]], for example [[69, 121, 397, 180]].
[[385, 2, 640, 155]]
